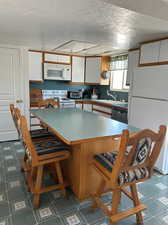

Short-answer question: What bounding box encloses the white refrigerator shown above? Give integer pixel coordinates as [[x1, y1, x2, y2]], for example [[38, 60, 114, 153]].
[[128, 65, 168, 174]]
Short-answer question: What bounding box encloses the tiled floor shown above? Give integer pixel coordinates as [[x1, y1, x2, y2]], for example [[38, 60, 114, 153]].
[[1, 141, 168, 225]]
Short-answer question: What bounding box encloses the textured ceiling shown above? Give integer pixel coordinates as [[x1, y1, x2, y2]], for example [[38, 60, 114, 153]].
[[0, 0, 168, 55]]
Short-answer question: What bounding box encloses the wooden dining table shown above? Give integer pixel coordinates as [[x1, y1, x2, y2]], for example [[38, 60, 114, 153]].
[[31, 108, 139, 201]]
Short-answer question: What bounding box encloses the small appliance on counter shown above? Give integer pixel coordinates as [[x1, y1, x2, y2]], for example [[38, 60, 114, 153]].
[[42, 90, 75, 108], [67, 90, 83, 99]]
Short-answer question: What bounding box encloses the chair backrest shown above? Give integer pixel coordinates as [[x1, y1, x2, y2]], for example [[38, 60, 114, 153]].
[[9, 104, 15, 118], [111, 125, 166, 187], [14, 108, 22, 137], [20, 115, 38, 166], [38, 98, 60, 109], [10, 104, 20, 136]]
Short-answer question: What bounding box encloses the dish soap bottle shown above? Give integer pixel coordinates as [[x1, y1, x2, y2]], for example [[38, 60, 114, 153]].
[[91, 88, 98, 99]]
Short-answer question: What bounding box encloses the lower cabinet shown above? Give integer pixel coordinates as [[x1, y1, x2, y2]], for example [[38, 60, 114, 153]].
[[75, 101, 128, 123], [92, 105, 112, 118], [76, 103, 83, 110], [111, 109, 128, 124], [75, 103, 92, 111], [83, 104, 92, 112]]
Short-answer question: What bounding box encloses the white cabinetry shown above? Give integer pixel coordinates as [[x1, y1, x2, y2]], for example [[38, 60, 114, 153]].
[[92, 105, 112, 118], [72, 56, 85, 83], [29, 51, 43, 81], [140, 41, 160, 65], [83, 104, 92, 112], [159, 39, 168, 62], [127, 50, 139, 85], [85, 57, 101, 84], [76, 103, 83, 109], [44, 53, 71, 64]]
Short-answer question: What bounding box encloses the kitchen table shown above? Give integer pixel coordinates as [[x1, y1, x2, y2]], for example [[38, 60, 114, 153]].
[[31, 108, 139, 201]]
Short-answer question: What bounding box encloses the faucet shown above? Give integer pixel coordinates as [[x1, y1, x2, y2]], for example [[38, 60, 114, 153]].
[[107, 90, 117, 101]]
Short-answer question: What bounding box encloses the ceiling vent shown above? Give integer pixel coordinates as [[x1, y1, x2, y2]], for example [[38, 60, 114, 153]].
[[53, 40, 97, 53]]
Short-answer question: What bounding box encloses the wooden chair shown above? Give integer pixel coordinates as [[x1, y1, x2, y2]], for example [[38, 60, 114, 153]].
[[10, 104, 20, 137], [13, 107, 69, 171], [19, 115, 70, 208], [91, 125, 166, 225], [38, 98, 60, 109], [11, 106, 54, 140]]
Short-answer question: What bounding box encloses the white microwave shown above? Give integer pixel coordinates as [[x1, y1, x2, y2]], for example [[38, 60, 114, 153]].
[[43, 63, 71, 81]]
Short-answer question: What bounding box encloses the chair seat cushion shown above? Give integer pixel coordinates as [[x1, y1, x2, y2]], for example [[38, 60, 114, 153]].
[[30, 129, 54, 139], [33, 139, 71, 155], [94, 152, 149, 185]]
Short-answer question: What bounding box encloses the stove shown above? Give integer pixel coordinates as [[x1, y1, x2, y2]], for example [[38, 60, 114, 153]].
[[42, 90, 76, 108]]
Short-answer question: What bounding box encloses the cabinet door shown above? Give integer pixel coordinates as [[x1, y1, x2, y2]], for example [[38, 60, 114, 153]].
[[126, 50, 139, 85], [44, 53, 71, 64], [29, 52, 42, 81], [72, 56, 85, 82], [85, 57, 101, 84], [159, 39, 168, 62], [140, 42, 160, 64], [76, 103, 83, 109], [83, 104, 92, 112], [92, 105, 112, 118]]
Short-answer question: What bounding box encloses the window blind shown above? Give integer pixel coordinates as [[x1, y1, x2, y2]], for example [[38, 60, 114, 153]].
[[110, 55, 128, 71]]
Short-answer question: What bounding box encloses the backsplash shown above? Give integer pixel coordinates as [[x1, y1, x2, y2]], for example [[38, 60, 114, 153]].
[[30, 81, 96, 99], [30, 81, 128, 101], [97, 85, 129, 102]]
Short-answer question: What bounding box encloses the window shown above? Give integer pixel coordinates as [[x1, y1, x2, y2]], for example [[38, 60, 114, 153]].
[[110, 55, 129, 91]]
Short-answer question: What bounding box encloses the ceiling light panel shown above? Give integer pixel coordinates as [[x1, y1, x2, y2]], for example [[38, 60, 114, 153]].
[[53, 40, 97, 53], [78, 45, 119, 55]]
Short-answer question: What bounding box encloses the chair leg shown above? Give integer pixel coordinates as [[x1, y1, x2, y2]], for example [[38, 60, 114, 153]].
[[33, 165, 43, 208], [110, 189, 121, 225], [55, 162, 66, 198], [91, 179, 106, 210], [130, 184, 144, 225]]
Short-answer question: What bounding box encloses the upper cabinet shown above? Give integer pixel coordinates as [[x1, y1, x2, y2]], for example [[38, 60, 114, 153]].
[[29, 50, 110, 84], [127, 50, 139, 85], [139, 38, 168, 66], [29, 51, 43, 82], [44, 53, 71, 64], [139, 41, 160, 65], [71, 56, 85, 83], [85, 57, 101, 84], [159, 39, 168, 62]]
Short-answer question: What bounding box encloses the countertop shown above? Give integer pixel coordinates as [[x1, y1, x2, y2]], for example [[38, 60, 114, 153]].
[[31, 108, 137, 145], [75, 99, 128, 111]]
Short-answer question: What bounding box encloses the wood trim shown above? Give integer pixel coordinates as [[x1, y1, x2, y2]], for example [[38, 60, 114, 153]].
[[139, 61, 168, 67], [128, 48, 140, 52], [29, 80, 43, 83], [140, 36, 168, 45], [100, 56, 111, 85], [68, 82, 85, 85], [84, 82, 100, 85], [85, 56, 102, 58], [43, 60, 71, 65], [92, 108, 111, 116]]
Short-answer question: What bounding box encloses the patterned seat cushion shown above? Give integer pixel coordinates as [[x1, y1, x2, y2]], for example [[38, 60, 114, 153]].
[[94, 152, 149, 185], [30, 129, 54, 139], [33, 139, 71, 155]]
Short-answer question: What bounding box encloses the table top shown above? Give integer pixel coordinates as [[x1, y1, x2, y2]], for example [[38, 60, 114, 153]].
[[31, 108, 139, 145]]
